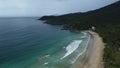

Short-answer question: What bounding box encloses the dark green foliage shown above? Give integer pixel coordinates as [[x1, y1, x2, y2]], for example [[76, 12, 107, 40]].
[[40, 1, 120, 68]]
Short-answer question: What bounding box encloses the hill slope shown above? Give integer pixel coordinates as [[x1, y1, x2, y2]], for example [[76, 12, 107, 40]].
[[40, 1, 120, 68], [40, 1, 120, 25]]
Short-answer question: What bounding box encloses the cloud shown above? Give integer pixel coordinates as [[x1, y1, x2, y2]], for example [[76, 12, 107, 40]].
[[0, 0, 119, 17]]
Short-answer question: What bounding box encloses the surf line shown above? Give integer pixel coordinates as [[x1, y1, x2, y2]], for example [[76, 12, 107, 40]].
[[71, 32, 91, 63], [60, 32, 90, 64], [60, 40, 83, 59]]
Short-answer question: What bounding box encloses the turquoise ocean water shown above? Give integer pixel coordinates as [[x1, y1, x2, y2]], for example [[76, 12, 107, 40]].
[[0, 17, 89, 68]]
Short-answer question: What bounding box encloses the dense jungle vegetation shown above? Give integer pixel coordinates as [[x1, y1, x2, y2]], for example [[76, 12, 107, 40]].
[[40, 1, 120, 68]]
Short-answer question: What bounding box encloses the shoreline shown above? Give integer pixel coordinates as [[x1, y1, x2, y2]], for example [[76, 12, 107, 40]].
[[71, 32, 91, 63], [73, 31, 105, 68]]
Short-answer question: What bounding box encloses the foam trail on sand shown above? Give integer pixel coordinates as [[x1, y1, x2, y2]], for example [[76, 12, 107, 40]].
[[61, 40, 82, 59]]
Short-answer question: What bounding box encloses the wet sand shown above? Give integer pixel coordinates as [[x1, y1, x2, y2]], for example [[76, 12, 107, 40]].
[[73, 31, 105, 68]]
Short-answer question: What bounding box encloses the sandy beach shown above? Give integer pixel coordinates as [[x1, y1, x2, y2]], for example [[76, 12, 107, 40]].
[[73, 31, 105, 68]]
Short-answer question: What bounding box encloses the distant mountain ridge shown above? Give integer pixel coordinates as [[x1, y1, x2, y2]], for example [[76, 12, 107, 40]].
[[40, 1, 120, 25]]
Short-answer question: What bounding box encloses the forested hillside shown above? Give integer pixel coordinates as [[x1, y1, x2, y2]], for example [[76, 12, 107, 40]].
[[40, 1, 120, 68]]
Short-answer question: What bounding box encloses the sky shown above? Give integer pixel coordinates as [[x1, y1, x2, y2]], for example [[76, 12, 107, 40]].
[[0, 0, 119, 17]]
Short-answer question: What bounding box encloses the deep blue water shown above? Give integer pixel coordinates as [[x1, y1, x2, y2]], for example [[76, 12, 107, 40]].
[[0, 17, 88, 68]]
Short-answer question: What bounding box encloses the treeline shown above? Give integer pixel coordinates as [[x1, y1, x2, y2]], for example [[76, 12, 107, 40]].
[[39, 1, 120, 68]]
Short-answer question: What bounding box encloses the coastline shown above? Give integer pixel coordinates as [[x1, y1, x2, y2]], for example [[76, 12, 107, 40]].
[[73, 31, 105, 68]]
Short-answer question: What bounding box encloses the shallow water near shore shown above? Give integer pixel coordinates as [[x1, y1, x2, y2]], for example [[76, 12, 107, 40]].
[[0, 17, 89, 68]]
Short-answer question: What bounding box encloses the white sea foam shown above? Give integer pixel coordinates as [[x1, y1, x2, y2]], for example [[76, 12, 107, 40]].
[[61, 40, 82, 59], [81, 32, 87, 38], [44, 62, 48, 65], [81, 36, 86, 38], [45, 55, 50, 57], [81, 32, 87, 35], [71, 33, 91, 63]]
